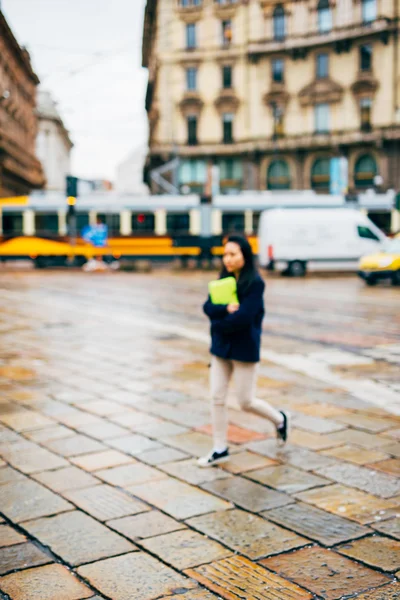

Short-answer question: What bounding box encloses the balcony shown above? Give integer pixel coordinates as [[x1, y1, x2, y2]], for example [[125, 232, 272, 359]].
[[179, 91, 204, 117], [248, 17, 396, 58], [213, 0, 239, 19], [176, 0, 203, 22], [214, 88, 240, 114], [263, 82, 290, 107]]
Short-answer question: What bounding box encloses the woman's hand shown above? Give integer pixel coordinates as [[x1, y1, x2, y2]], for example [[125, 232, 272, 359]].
[[227, 303, 240, 314]]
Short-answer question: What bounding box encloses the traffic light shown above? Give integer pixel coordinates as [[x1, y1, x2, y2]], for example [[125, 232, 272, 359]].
[[66, 175, 78, 198]]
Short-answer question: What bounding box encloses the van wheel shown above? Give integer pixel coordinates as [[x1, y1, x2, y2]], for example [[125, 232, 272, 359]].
[[288, 261, 306, 277]]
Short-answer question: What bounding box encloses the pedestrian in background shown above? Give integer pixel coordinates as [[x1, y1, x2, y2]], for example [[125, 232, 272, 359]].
[[198, 235, 289, 467]]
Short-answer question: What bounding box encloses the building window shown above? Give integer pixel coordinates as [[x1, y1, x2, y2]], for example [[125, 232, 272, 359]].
[[222, 65, 232, 89], [362, 0, 376, 23], [267, 160, 291, 190], [311, 158, 331, 190], [315, 103, 330, 133], [222, 19, 232, 46], [166, 213, 190, 234], [317, 0, 332, 33], [272, 58, 284, 83], [354, 154, 377, 188], [131, 213, 155, 233], [360, 44, 372, 71], [219, 158, 243, 182], [186, 67, 197, 90], [34, 213, 59, 236], [273, 5, 285, 41], [186, 23, 197, 49], [316, 53, 329, 79], [222, 113, 234, 143], [272, 103, 284, 138], [179, 158, 207, 193], [187, 115, 198, 145], [360, 97, 372, 131], [179, 0, 202, 6], [222, 212, 245, 233]]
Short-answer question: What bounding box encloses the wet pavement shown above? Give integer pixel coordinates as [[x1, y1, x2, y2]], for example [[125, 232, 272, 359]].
[[0, 270, 399, 600]]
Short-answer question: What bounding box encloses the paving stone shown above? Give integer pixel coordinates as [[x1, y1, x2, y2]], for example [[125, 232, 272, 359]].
[[321, 444, 391, 466], [25, 424, 75, 442], [317, 462, 400, 498], [263, 501, 371, 546], [108, 510, 186, 541], [0, 478, 72, 522], [383, 428, 400, 440], [142, 529, 232, 569], [0, 426, 22, 444], [197, 424, 266, 444], [295, 403, 352, 418], [78, 552, 197, 600], [22, 511, 135, 566], [158, 591, 218, 600], [0, 440, 68, 473], [0, 525, 26, 547], [297, 484, 400, 525], [337, 535, 400, 572], [70, 449, 135, 471], [187, 509, 308, 559], [186, 554, 313, 599], [0, 409, 54, 431], [325, 429, 394, 449], [161, 432, 214, 457], [367, 458, 400, 476], [352, 582, 400, 598], [76, 421, 131, 440], [246, 465, 330, 494], [58, 411, 104, 428], [0, 542, 52, 575], [138, 446, 189, 465], [108, 433, 162, 456], [0, 466, 25, 486], [291, 413, 345, 434], [219, 451, 277, 474], [137, 421, 189, 438], [96, 462, 167, 487], [261, 546, 390, 600], [77, 399, 126, 416], [201, 477, 292, 513], [128, 477, 232, 519], [63, 484, 149, 521], [333, 413, 395, 433], [382, 443, 400, 458], [372, 517, 400, 540], [288, 429, 343, 450], [247, 439, 337, 471], [0, 563, 93, 599], [159, 459, 232, 486], [33, 467, 100, 492], [41, 434, 106, 457]]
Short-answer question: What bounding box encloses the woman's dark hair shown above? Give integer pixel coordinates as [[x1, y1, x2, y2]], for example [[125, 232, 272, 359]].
[[220, 235, 258, 296]]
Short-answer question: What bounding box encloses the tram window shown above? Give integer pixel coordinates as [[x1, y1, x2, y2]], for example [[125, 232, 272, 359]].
[[166, 213, 190, 234], [132, 212, 155, 233], [222, 212, 245, 234], [76, 213, 89, 235], [35, 213, 59, 236], [2, 212, 23, 236], [97, 213, 120, 236], [253, 212, 262, 234]]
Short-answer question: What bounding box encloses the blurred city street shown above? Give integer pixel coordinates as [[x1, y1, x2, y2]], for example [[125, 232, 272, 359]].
[[0, 270, 399, 599]]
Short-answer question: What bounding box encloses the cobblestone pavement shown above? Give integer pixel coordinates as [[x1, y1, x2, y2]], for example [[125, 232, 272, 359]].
[[0, 270, 399, 600]]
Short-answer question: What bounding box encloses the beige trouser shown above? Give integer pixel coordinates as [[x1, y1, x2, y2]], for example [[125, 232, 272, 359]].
[[210, 355, 283, 450]]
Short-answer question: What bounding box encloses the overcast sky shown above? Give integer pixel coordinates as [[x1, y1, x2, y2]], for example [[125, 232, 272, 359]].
[[2, 0, 148, 181]]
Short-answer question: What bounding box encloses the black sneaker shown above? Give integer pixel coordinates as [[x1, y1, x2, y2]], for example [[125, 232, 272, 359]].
[[277, 411, 290, 444], [197, 448, 229, 468]]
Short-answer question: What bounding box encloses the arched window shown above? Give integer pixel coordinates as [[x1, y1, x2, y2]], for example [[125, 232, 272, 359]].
[[267, 160, 291, 190], [354, 154, 377, 188], [311, 158, 331, 190], [317, 0, 332, 33], [362, 0, 376, 23], [273, 5, 286, 41]]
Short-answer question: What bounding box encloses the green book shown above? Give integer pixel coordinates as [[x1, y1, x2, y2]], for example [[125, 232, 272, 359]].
[[208, 277, 239, 305]]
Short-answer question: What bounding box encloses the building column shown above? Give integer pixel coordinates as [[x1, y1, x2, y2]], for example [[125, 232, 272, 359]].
[[121, 210, 132, 236], [59, 210, 67, 235], [155, 209, 167, 235], [23, 210, 35, 236]]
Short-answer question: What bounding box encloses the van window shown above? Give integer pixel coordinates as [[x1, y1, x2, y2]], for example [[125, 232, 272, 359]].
[[357, 225, 380, 241]]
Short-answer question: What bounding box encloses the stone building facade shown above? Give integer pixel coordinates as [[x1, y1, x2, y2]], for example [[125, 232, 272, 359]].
[[0, 10, 45, 197], [142, 0, 400, 199]]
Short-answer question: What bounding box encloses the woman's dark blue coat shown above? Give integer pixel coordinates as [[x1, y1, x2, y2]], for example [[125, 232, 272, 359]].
[[203, 275, 265, 363]]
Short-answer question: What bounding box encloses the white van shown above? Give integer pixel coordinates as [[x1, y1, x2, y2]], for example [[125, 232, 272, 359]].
[[258, 208, 386, 276]]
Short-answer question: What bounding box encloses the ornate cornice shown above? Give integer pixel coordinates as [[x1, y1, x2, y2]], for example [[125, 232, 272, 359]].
[[351, 72, 379, 97], [214, 89, 240, 114], [179, 91, 204, 116], [263, 82, 290, 107], [299, 77, 344, 106], [213, 1, 239, 19]]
